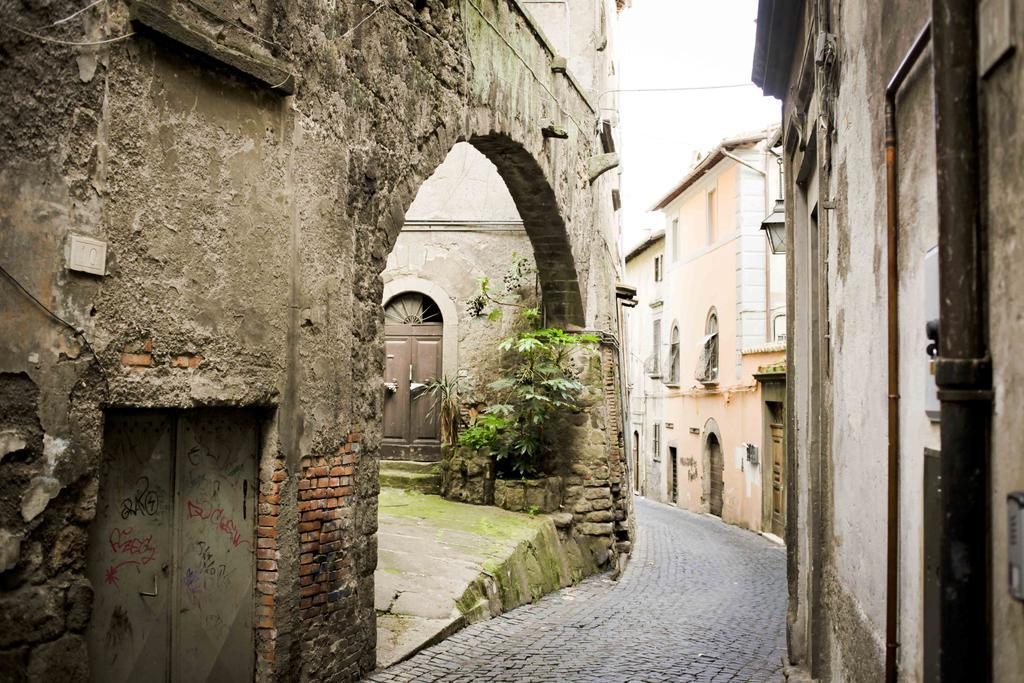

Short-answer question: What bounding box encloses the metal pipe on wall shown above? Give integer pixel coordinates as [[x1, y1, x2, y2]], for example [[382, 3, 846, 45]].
[[883, 21, 932, 683], [931, 0, 992, 678]]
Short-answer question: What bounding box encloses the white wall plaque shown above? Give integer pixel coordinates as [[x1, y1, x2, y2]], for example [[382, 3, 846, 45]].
[[68, 235, 107, 275]]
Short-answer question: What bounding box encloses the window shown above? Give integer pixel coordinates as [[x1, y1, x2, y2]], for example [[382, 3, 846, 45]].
[[671, 218, 679, 261], [696, 308, 719, 383], [668, 324, 680, 384], [654, 255, 663, 283], [652, 423, 661, 462], [650, 318, 662, 376], [706, 188, 718, 244]]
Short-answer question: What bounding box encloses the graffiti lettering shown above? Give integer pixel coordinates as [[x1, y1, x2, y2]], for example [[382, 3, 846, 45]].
[[119, 476, 160, 519], [185, 500, 251, 549], [183, 540, 234, 607], [105, 527, 157, 586]]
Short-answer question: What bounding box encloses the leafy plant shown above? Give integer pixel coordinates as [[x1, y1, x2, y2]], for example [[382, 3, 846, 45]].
[[466, 254, 536, 320], [458, 319, 598, 478], [425, 375, 464, 447]]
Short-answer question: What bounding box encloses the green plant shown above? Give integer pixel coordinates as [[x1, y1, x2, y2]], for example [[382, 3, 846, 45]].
[[466, 254, 536, 320], [458, 319, 598, 478], [527, 505, 540, 517], [425, 375, 464, 447]]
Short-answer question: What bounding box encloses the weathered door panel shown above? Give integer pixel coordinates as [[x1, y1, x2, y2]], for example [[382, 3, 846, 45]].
[[383, 322, 442, 460], [709, 440, 724, 517], [411, 336, 441, 442], [770, 424, 785, 537], [383, 338, 411, 442], [174, 411, 257, 683], [87, 412, 174, 683]]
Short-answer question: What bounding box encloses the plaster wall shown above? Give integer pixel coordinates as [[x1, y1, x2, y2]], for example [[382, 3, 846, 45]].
[[779, 0, 941, 678], [984, 8, 1024, 679]]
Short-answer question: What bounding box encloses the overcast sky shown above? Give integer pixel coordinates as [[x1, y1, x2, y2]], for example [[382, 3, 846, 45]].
[[616, 1, 780, 250]]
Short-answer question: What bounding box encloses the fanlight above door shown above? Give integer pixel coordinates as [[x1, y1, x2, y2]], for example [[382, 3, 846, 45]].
[[384, 292, 443, 325]]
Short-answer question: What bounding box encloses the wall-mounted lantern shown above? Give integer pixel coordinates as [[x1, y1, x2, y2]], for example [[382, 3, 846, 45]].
[[761, 198, 786, 254]]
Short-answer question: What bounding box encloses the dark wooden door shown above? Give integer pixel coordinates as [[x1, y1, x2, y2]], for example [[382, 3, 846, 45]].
[[383, 323, 442, 460], [770, 423, 785, 537], [708, 435, 724, 517], [88, 410, 257, 683]]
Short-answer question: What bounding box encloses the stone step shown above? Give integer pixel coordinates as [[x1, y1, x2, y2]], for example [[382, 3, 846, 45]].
[[379, 461, 443, 494], [381, 459, 443, 473]]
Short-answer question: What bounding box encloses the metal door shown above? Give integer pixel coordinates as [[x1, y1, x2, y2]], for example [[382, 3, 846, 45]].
[[708, 435, 724, 517], [383, 325, 442, 460], [87, 412, 174, 681], [174, 411, 257, 681], [88, 410, 257, 682], [770, 423, 786, 537]]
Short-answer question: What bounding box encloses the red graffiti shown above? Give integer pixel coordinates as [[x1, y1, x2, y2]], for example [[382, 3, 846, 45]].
[[186, 500, 251, 549], [105, 527, 157, 586]]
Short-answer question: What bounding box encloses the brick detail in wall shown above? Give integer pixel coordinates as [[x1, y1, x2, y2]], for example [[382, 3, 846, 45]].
[[600, 343, 632, 546], [297, 433, 361, 624], [256, 459, 286, 667]]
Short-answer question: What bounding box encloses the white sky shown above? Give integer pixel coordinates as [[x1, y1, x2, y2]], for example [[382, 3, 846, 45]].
[[616, 0, 780, 250]]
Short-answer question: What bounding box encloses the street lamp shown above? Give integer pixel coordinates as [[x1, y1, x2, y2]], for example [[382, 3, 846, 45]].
[[760, 198, 786, 254]]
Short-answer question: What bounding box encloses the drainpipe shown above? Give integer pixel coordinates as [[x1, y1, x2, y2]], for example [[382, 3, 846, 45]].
[[883, 21, 931, 683], [931, 1, 992, 678]]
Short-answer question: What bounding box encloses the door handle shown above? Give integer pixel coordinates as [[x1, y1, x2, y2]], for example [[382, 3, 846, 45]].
[[140, 575, 158, 597], [410, 382, 426, 395]]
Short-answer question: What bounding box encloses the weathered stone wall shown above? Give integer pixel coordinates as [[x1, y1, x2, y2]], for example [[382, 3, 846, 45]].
[[0, 0, 627, 679], [773, 0, 943, 680]]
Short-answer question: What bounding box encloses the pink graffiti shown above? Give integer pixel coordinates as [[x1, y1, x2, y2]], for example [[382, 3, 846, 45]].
[[105, 527, 157, 586], [186, 500, 251, 549]]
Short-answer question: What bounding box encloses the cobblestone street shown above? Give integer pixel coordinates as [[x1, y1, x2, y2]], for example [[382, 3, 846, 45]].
[[367, 497, 787, 682]]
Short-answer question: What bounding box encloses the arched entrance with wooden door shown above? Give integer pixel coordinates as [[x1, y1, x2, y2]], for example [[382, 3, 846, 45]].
[[703, 419, 725, 517], [383, 292, 445, 461]]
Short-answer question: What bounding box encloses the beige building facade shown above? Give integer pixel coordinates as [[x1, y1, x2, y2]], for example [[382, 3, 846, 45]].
[[625, 131, 785, 534]]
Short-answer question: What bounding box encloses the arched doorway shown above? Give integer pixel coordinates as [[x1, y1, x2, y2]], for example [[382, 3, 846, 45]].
[[383, 292, 444, 460], [706, 432, 725, 517]]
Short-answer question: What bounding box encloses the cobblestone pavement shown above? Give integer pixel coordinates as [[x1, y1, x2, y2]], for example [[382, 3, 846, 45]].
[[365, 497, 787, 682]]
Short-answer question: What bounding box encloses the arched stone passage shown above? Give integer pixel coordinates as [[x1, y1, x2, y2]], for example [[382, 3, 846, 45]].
[[382, 131, 586, 329]]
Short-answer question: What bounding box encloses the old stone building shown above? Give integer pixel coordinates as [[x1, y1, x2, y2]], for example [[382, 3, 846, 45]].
[[624, 130, 787, 535], [754, 0, 1023, 680], [0, 0, 631, 680]]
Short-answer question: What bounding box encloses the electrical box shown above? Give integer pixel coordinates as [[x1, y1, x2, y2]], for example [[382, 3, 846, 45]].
[[1009, 492, 1024, 602], [925, 246, 941, 421], [68, 234, 107, 276], [745, 443, 759, 466]]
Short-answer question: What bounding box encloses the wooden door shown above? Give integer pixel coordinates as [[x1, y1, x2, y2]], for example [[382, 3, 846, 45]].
[[88, 410, 257, 683], [708, 436, 724, 517], [382, 325, 442, 460], [770, 423, 786, 537]]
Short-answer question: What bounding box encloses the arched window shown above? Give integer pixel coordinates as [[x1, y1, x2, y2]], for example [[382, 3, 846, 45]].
[[696, 308, 719, 383], [668, 324, 680, 383], [384, 292, 443, 325]]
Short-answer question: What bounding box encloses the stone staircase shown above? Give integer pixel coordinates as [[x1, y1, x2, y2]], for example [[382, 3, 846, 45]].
[[378, 460, 443, 495]]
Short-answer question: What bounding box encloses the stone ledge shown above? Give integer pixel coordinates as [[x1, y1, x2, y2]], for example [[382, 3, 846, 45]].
[[131, 0, 297, 94]]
